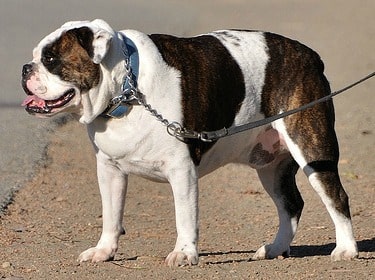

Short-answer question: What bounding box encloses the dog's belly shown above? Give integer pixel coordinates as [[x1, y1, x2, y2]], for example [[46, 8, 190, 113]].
[[117, 159, 168, 183], [198, 126, 286, 176], [198, 133, 256, 175]]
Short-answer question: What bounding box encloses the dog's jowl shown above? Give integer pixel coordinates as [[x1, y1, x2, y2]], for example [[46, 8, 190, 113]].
[[21, 19, 358, 266]]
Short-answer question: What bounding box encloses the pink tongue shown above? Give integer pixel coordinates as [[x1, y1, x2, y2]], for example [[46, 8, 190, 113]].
[[21, 95, 46, 107]]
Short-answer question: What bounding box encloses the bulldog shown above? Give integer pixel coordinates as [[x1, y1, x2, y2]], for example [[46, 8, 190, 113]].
[[21, 19, 358, 266]]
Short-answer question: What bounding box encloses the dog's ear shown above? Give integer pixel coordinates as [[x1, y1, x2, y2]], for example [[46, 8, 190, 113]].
[[91, 29, 113, 64], [69, 26, 113, 64]]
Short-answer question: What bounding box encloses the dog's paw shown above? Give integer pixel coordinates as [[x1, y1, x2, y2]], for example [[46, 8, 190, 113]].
[[252, 244, 290, 260], [331, 246, 358, 261], [77, 247, 115, 263], [165, 250, 199, 267]]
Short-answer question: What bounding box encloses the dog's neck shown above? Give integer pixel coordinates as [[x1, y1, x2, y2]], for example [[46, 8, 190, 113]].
[[101, 33, 140, 118]]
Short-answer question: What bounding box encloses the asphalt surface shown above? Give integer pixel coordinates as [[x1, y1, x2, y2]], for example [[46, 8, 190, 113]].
[[0, 0, 374, 211]]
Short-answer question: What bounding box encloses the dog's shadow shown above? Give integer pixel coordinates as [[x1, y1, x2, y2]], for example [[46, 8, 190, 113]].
[[199, 250, 255, 265], [114, 238, 375, 264], [200, 238, 375, 265], [291, 238, 375, 258]]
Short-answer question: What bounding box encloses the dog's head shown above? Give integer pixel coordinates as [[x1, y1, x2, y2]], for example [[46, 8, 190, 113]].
[[21, 19, 117, 123]]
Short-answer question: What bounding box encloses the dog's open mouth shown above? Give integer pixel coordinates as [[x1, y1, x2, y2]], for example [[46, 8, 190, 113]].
[[21, 89, 75, 114]]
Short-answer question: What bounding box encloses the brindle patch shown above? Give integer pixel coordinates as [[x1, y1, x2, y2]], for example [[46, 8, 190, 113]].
[[41, 27, 100, 92], [249, 143, 276, 167], [261, 32, 337, 163], [261, 33, 349, 217], [213, 31, 242, 46]]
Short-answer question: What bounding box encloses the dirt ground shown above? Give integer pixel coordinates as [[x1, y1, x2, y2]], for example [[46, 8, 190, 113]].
[[0, 110, 374, 280]]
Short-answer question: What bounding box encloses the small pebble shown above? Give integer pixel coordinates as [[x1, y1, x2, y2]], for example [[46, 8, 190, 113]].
[[2, 261, 11, 268], [55, 196, 64, 202], [13, 227, 25, 233]]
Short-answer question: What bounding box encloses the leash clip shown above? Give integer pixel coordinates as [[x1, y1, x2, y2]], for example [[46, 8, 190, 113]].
[[199, 128, 228, 142]]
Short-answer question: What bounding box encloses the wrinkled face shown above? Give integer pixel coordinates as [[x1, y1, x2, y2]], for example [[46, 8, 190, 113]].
[[21, 20, 113, 120]]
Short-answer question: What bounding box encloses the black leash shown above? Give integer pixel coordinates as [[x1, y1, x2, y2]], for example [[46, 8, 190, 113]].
[[175, 71, 375, 142]]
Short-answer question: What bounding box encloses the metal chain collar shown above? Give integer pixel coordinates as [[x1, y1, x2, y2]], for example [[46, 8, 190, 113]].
[[106, 37, 140, 113]]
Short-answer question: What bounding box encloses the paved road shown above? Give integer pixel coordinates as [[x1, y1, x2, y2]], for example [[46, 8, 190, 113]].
[[0, 0, 374, 211]]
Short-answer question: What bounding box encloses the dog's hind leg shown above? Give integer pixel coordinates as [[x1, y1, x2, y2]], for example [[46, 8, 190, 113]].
[[274, 115, 358, 261], [252, 152, 303, 260]]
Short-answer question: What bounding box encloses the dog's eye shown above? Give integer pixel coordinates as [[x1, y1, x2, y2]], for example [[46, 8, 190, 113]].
[[42, 54, 56, 65], [45, 56, 54, 63], [44, 55, 54, 63]]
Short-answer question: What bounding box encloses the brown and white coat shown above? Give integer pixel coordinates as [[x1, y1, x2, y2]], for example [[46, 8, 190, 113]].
[[22, 19, 358, 266]]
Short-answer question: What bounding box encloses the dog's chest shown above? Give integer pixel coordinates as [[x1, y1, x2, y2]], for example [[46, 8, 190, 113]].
[[87, 116, 189, 181]]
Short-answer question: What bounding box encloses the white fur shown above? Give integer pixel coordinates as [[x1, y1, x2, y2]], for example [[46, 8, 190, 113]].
[[210, 31, 268, 126], [308, 173, 358, 260], [273, 117, 308, 168]]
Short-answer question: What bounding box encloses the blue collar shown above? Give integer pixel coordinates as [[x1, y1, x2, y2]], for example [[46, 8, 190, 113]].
[[102, 33, 140, 118]]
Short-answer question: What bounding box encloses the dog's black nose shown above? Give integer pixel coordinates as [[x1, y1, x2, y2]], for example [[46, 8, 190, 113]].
[[22, 63, 33, 78], [22, 63, 35, 95]]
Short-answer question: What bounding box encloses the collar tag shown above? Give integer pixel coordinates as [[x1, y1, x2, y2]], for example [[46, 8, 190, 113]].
[[105, 103, 130, 118]]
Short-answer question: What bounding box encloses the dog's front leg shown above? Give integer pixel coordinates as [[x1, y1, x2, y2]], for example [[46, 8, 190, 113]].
[[78, 154, 127, 262], [165, 167, 199, 267]]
